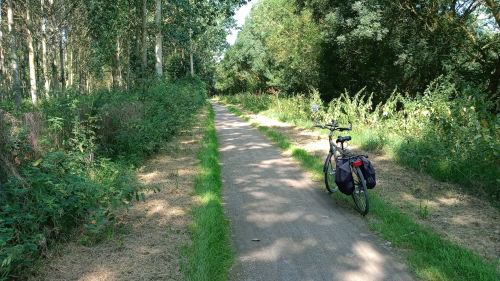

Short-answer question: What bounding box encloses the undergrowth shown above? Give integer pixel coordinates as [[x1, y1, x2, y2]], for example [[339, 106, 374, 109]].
[[216, 77, 500, 204], [0, 77, 206, 279], [182, 102, 233, 281], [223, 104, 500, 281]]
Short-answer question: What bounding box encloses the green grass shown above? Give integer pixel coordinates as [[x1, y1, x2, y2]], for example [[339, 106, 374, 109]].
[[223, 102, 500, 281], [182, 103, 233, 281]]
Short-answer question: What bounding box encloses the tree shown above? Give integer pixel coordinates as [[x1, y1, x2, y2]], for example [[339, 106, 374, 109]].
[[27, 2, 38, 105], [155, 0, 162, 76], [41, 0, 50, 97], [291, 0, 499, 101], [0, 0, 5, 93], [215, 0, 322, 95], [0, 0, 246, 105], [141, 0, 147, 78], [7, 0, 21, 108], [484, 0, 500, 98]]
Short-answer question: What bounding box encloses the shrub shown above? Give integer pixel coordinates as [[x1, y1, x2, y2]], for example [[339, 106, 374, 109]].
[[219, 77, 500, 201], [0, 77, 207, 279]]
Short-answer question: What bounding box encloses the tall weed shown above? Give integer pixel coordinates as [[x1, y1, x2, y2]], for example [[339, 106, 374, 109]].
[[219, 77, 500, 201]]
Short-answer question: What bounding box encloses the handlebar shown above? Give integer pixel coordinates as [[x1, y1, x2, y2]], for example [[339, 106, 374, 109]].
[[313, 120, 352, 132]]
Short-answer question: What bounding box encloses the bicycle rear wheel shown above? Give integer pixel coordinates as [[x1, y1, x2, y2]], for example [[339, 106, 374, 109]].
[[352, 166, 369, 215], [324, 153, 337, 193]]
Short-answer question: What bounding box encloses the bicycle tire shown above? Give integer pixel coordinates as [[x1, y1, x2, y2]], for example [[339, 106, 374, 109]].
[[324, 153, 337, 193], [352, 166, 369, 215]]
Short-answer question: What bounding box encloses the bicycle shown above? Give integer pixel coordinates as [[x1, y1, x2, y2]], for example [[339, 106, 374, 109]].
[[313, 118, 370, 216]]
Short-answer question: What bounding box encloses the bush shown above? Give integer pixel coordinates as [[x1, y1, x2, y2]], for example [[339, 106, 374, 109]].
[[219, 77, 500, 201], [0, 77, 207, 279]]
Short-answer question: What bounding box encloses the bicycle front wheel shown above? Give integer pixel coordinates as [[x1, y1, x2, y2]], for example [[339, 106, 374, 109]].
[[352, 166, 369, 215], [324, 153, 337, 193]]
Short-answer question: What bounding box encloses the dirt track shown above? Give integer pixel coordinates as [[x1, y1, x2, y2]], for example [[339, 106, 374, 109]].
[[213, 102, 415, 281]]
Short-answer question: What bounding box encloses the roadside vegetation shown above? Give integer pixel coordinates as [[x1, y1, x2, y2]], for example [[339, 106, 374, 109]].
[[222, 104, 500, 281], [0, 78, 206, 279], [218, 88, 500, 206]]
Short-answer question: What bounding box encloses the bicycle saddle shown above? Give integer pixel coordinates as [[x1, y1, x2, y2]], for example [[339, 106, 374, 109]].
[[336, 136, 351, 143]]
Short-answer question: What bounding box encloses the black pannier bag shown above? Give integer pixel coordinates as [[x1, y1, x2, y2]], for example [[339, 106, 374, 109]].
[[361, 158, 376, 189], [335, 158, 355, 195]]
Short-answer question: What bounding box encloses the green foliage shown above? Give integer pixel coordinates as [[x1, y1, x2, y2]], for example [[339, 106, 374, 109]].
[[215, 0, 323, 95], [217, 0, 499, 107], [220, 93, 274, 113], [100, 76, 207, 161], [419, 200, 430, 220], [218, 77, 500, 202], [0, 77, 207, 279]]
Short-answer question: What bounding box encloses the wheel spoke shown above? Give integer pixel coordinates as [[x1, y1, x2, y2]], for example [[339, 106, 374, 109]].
[[351, 167, 369, 215], [324, 155, 337, 193]]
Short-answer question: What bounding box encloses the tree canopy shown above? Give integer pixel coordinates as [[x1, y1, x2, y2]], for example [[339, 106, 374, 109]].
[[216, 0, 499, 109], [0, 0, 247, 107]]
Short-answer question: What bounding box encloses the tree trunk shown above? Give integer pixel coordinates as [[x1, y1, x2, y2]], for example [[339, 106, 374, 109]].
[[190, 52, 194, 76], [116, 34, 123, 87], [126, 33, 131, 90], [141, 0, 147, 78], [59, 28, 65, 94], [85, 71, 89, 93], [7, 0, 21, 108], [69, 45, 73, 87], [189, 29, 194, 76], [77, 49, 81, 91], [484, 0, 500, 102], [0, 0, 4, 90], [155, 0, 162, 76], [50, 0, 58, 96], [487, 56, 500, 109], [27, 4, 38, 106], [79, 59, 84, 92], [41, 0, 50, 98], [52, 47, 59, 95]]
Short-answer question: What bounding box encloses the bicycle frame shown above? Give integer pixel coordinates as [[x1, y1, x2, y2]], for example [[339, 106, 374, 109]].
[[328, 130, 352, 164]]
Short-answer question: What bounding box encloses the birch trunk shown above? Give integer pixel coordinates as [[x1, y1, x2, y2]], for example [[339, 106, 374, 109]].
[[7, 0, 21, 108], [52, 47, 59, 95], [59, 29, 65, 94], [189, 29, 194, 76], [155, 0, 162, 76], [27, 5, 38, 106], [41, 0, 50, 97], [50, 0, 58, 95], [0, 0, 4, 88], [69, 45, 73, 87], [116, 34, 123, 87], [141, 0, 147, 77]]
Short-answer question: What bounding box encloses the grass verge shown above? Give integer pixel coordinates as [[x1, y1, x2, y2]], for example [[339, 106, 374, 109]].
[[182, 102, 233, 280], [223, 104, 500, 281]]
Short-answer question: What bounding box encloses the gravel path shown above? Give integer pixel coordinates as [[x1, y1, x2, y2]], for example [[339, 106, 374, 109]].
[[212, 102, 415, 281]]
